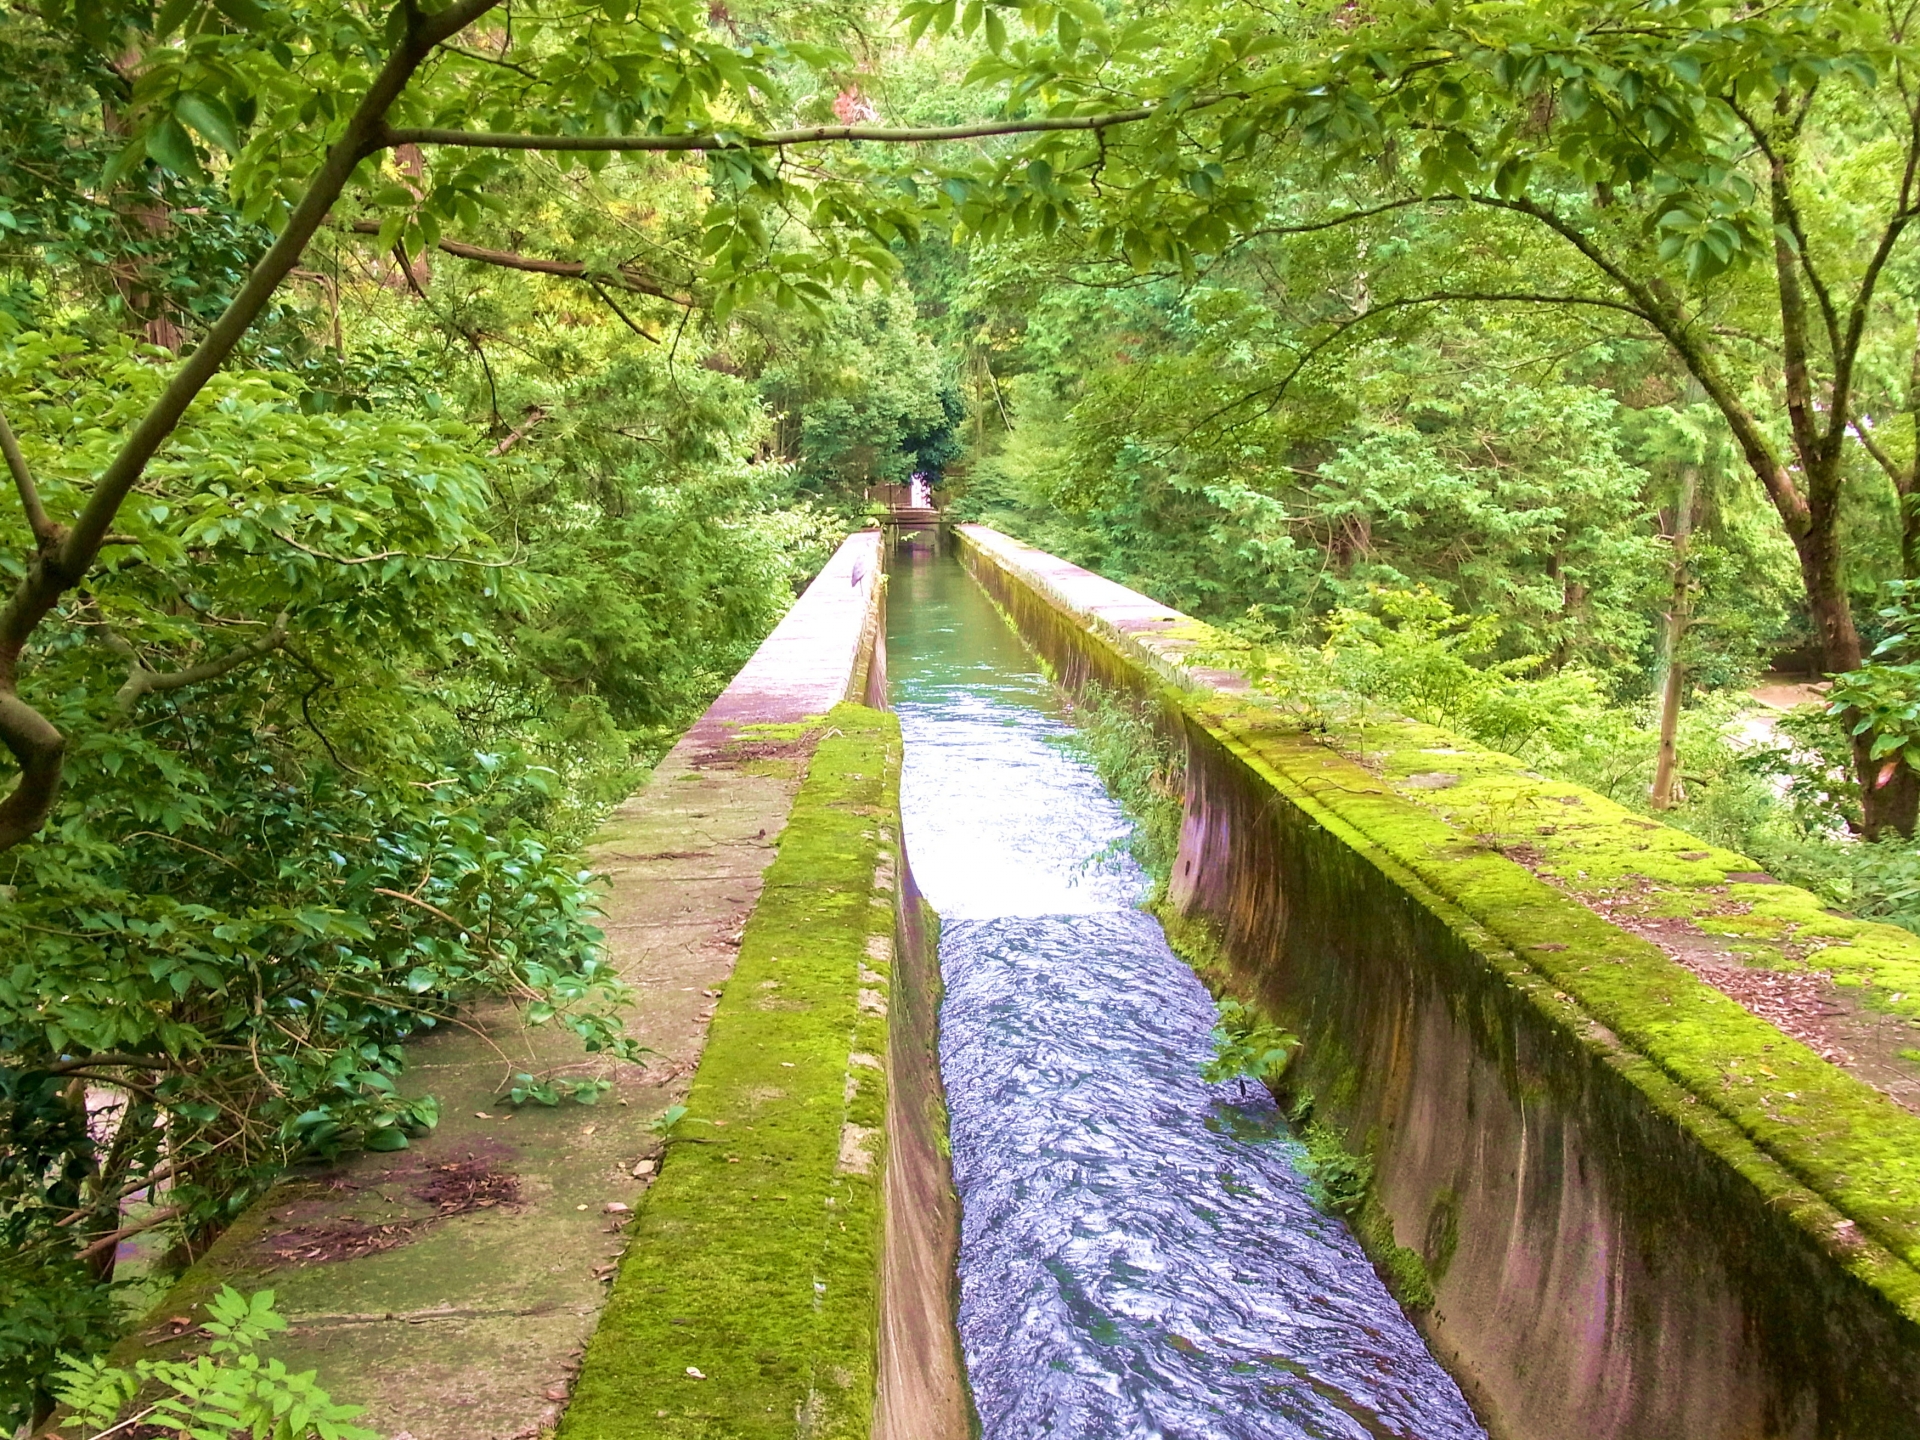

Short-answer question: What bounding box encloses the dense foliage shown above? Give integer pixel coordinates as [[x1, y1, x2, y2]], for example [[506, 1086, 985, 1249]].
[[9, 0, 1920, 1427]]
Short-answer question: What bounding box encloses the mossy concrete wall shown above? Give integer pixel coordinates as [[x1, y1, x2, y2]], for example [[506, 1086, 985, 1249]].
[[558, 704, 967, 1440], [956, 523, 1920, 1440]]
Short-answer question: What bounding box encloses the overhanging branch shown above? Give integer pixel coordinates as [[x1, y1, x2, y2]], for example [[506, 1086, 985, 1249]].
[[1183, 289, 1655, 436], [104, 612, 291, 716], [381, 102, 1187, 154], [344, 220, 693, 306]]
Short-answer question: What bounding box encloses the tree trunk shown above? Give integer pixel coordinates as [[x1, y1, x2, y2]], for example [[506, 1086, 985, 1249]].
[[1650, 463, 1697, 810], [1800, 518, 1919, 837]]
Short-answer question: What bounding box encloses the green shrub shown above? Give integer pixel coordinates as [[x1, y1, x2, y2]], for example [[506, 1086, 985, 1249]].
[[53, 1287, 376, 1440], [1201, 998, 1298, 1087]]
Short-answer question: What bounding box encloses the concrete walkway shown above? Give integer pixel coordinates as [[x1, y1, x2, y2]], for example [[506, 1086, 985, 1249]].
[[129, 532, 884, 1440]]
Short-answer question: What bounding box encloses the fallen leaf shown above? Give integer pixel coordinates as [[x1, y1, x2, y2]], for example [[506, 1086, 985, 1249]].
[[604, 1202, 630, 1214]]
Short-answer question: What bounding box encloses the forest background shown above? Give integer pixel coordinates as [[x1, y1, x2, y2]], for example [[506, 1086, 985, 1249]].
[[5, 0, 1920, 1425]]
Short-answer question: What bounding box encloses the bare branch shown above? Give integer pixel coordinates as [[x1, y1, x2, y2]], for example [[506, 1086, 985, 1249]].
[[39, 1052, 177, 1076], [1232, 195, 1459, 243], [1851, 419, 1906, 487], [383, 102, 1198, 154], [587, 281, 660, 341], [1178, 289, 1656, 436], [74, 1203, 181, 1262], [490, 406, 546, 456]]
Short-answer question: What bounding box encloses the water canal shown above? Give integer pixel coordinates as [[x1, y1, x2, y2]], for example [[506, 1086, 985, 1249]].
[[886, 549, 1486, 1440]]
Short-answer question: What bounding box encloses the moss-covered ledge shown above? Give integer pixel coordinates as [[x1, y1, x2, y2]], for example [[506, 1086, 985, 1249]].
[[558, 702, 907, 1440], [1196, 703, 1920, 1299]]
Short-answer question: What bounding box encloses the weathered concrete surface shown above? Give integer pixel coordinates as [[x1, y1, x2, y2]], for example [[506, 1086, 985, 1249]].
[[956, 523, 1920, 1440], [124, 532, 885, 1440], [873, 859, 968, 1440]]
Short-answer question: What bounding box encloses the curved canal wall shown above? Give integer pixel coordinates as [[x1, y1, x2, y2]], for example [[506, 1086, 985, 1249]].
[[955, 523, 1920, 1440]]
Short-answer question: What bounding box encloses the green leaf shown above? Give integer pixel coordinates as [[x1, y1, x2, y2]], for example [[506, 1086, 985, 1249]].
[[154, 0, 200, 37], [102, 135, 147, 187], [175, 92, 242, 155], [363, 1126, 410, 1152], [983, 6, 1005, 52], [209, 0, 266, 29], [145, 116, 201, 178]]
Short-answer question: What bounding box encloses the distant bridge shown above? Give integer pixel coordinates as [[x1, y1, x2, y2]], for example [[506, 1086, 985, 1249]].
[[867, 481, 942, 539]]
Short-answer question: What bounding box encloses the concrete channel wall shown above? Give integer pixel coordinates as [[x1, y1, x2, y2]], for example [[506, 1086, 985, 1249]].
[[118, 530, 968, 1440], [956, 523, 1920, 1440]]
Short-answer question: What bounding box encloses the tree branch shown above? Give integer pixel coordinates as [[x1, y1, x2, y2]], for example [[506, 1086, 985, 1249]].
[[587, 281, 659, 341], [1729, 93, 1843, 361], [0, 688, 63, 851], [490, 406, 546, 456], [1181, 289, 1657, 436], [74, 1203, 181, 1262], [39, 1053, 177, 1076], [0, 407, 55, 546], [344, 220, 694, 306], [382, 103, 1183, 154], [0, 0, 506, 853], [1851, 419, 1905, 488], [1233, 194, 1459, 243], [110, 612, 291, 716], [1470, 192, 1810, 539]]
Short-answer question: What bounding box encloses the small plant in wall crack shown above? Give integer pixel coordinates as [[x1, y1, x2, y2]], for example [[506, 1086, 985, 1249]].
[[1201, 999, 1298, 1089], [1059, 684, 1186, 893], [52, 1287, 377, 1440]]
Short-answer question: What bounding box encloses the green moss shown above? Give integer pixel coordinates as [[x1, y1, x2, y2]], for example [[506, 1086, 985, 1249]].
[[1295, 1119, 1435, 1311], [1422, 1188, 1461, 1283], [1155, 907, 1229, 986], [559, 704, 902, 1440], [729, 718, 828, 743]]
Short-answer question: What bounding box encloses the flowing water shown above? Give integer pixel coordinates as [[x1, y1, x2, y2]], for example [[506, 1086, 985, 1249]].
[[887, 549, 1486, 1440]]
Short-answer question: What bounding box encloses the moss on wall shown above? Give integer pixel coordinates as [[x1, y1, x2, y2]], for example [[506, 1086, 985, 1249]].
[[558, 703, 902, 1440]]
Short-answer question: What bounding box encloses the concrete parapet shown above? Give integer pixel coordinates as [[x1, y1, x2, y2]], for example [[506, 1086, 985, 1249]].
[[955, 522, 1920, 1440], [117, 532, 909, 1440]]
